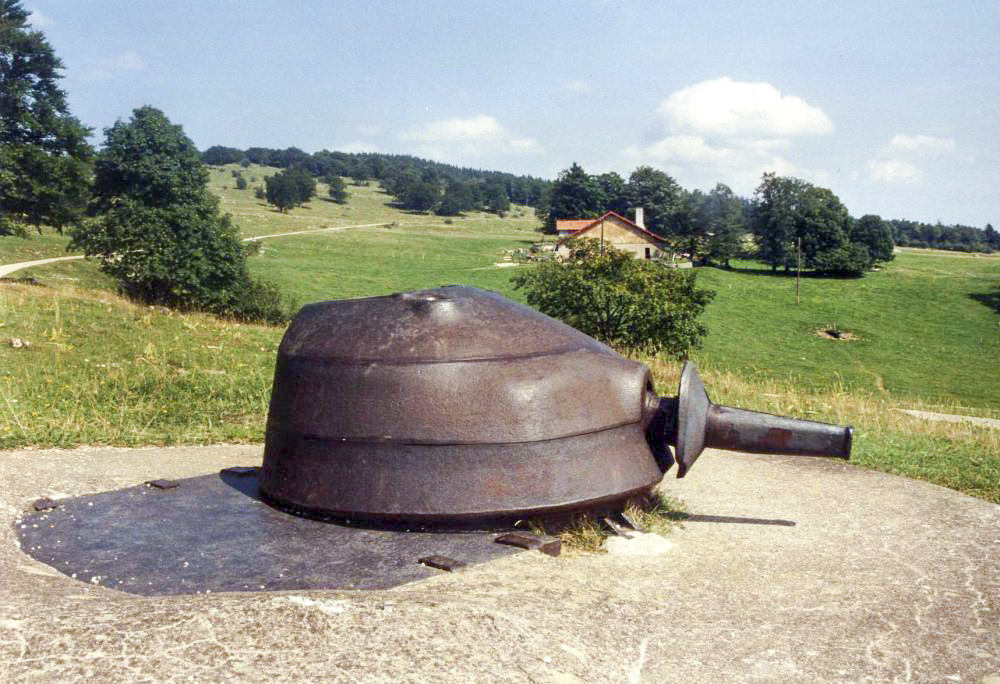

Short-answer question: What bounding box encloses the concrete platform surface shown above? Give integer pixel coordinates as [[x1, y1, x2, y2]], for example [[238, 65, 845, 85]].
[[2, 444, 998, 683]]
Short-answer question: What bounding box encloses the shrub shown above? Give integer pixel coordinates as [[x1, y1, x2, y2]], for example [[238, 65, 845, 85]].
[[513, 238, 715, 358], [326, 175, 348, 203], [265, 167, 316, 212], [812, 243, 873, 277], [236, 177, 247, 190]]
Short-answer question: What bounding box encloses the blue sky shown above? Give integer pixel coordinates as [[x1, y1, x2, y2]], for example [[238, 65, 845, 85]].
[[28, 1, 1000, 227]]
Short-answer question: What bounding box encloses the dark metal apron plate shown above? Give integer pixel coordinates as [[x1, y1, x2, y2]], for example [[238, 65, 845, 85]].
[[15, 469, 524, 596]]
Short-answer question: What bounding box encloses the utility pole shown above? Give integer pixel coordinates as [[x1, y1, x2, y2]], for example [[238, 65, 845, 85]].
[[796, 237, 802, 305]]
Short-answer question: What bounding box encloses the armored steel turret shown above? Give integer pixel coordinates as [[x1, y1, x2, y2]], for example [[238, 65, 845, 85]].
[[261, 286, 852, 523]]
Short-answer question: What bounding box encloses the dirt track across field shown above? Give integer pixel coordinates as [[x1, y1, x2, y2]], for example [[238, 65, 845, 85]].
[[2, 444, 998, 682], [0, 222, 391, 279], [0, 255, 84, 278], [896, 408, 1000, 431]]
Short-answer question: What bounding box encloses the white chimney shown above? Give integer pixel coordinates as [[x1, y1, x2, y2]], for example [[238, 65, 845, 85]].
[[634, 207, 645, 228]]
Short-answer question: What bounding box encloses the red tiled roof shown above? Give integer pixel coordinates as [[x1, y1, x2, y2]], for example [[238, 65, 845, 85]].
[[555, 219, 596, 233]]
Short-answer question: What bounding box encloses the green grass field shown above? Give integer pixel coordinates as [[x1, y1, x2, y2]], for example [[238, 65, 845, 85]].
[[692, 250, 1000, 411], [0, 164, 546, 299], [212, 164, 543, 301], [1, 164, 997, 503]]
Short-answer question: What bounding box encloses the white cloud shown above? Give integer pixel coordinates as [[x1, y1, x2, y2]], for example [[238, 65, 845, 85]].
[[889, 133, 955, 154], [402, 114, 504, 143], [868, 159, 923, 184], [509, 137, 542, 153], [623, 78, 832, 192], [624, 135, 797, 192], [865, 133, 953, 186], [658, 77, 833, 138], [27, 9, 53, 28], [561, 80, 591, 94], [84, 51, 145, 81], [634, 135, 732, 165], [339, 141, 379, 153], [399, 114, 541, 161], [357, 124, 382, 137]]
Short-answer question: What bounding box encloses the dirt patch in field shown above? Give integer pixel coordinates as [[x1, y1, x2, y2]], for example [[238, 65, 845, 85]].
[[814, 327, 859, 341]]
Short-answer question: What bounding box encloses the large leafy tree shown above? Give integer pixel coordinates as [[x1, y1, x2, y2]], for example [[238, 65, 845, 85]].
[[71, 106, 286, 322], [265, 167, 315, 212], [595, 171, 629, 215], [513, 238, 715, 358], [435, 179, 474, 216], [325, 174, 348, 203], [698, 183, 746, 267], [0, 0, 92, 236], [986, 224, 1000, 251], [398, 178, 439, 212], [750, 173, 852, 271], [540, 163, 604, 233], [850, 214, 894, 264], [624, 166, 682, 236], [480, 179, 510, 215]]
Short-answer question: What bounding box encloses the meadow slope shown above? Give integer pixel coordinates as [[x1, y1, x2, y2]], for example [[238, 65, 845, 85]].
[[1, 166, 997, 501]]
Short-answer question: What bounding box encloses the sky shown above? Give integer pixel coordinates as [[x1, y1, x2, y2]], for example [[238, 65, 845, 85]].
[[27, 1, 1000, 227]]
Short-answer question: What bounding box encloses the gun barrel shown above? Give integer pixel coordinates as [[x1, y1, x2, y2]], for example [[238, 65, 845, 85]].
[[663, 362, 854, 478], [705, 405, 853, 459]]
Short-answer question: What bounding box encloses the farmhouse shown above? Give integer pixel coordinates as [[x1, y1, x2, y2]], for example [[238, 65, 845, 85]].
[[555, 209, 667, 260]]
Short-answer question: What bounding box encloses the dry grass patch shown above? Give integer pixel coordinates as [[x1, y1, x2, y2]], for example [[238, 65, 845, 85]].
[[637, 355, 1000, 503], [525, 491, 687, 555]]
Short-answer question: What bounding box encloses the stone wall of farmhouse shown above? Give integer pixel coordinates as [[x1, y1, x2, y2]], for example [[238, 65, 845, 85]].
[[557, 218, 664, 260]]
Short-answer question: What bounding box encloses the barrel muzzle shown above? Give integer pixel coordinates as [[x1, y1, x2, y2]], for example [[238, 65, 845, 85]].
[[650, 362, 853, 478]]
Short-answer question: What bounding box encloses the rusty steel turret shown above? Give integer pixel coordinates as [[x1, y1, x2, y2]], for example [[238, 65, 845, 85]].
[[260, 286, 852, 524]]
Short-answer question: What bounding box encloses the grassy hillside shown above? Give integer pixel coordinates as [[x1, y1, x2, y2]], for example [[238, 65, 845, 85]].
[[1, 280, 995, 503], [693, 250, 1000, 411], [1, 164, 997, 502], [0, 164, 547, 300], [211, 164, 543, 301]]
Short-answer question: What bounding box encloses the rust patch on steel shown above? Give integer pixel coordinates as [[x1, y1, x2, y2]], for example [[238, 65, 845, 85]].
[[495, 532, 562, 557], [418, 555, 467, 572]]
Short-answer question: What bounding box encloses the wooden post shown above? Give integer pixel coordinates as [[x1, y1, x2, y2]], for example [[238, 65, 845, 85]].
[[796, 237, 802, 305]]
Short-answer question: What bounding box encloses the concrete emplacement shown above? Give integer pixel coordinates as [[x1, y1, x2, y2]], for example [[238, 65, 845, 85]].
[[2, 444, 998, 682]]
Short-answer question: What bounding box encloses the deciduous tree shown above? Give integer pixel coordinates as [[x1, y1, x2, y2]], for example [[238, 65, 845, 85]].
[[986, 224, 1000, 251], [750, 173, 851, 271], [265, 167, 315, 212], [71, 106, 287, 322], [700, 183, 746, 267], [398, 179, 439, 212], [540, 163, 604, 233], [850, 214, 894, 264], [325, 175, 348, 203], [0, 0, 92, 235], [625, 166, 682, 237], [595, 172, 629, 215], [512, 238, 715, 358], [481, 179, 510, 215]]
